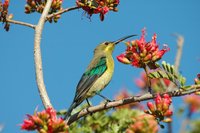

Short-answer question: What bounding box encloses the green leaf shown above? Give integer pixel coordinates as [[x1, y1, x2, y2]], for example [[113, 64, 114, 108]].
[[148, 61, 186, 87]]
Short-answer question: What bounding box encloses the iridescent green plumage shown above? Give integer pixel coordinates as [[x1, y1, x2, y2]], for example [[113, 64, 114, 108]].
[[74, 57, 107, 105], [64, 35, 136, 119]]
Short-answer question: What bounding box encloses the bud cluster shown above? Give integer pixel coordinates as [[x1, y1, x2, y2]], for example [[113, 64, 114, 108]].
[[76, 0, 119, 21], [126, 114, 158, 133], [0, 0, 12, 31], [145, 94, 173, 123], [20, 107, 68, 133], [117, 28, 170, 68], [25, 0, 63, 23]]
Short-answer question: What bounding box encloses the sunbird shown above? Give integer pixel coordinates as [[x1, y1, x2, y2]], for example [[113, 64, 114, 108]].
[[64, 35, 136, 119]]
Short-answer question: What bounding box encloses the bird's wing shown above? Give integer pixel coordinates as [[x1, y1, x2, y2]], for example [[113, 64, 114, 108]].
[[73, 56, 107, 104]]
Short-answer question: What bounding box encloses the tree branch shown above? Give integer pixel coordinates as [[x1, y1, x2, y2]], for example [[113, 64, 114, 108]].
[[46, 6, 80, 20], [66, 85, 200, 125], [173, 34, 184, 71], [6, 19, 36, 29], [34, 0, 53, 109]]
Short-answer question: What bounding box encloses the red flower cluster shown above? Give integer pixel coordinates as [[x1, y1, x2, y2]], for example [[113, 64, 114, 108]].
[[117, 28, 169, 68], [145, 94, 173, 123], [76, 0, 119, 21], [184, 94, 200, 113], [25, 0, 63, 22], [126, 114, 158, 133], [0, 0, 12, 31], [20, 107, 68, 133]]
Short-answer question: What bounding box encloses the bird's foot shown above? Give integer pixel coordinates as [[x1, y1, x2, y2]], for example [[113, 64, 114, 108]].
[[86, 98, 92, 107], [97, 93, 112, 102]]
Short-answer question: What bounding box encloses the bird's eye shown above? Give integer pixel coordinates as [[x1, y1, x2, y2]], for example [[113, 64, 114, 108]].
[[104, 42, 109, 45]]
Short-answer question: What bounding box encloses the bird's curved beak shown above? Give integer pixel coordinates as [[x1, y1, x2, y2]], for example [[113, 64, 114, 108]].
[[113, 34, 137, 45]]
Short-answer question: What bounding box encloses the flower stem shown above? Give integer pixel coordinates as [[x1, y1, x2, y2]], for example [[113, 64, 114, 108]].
[[144, 65, 152, 93]]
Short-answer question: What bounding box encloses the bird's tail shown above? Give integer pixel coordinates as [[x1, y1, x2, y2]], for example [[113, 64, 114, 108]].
[[64, 102, 77, 120]]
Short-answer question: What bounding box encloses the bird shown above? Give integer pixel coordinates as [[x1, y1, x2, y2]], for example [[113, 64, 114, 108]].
[[64, 34, 136, 119]]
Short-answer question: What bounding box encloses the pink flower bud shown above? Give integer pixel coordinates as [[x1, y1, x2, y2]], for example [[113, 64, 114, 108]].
[[143, 54, 152, 62], [164, 110, 173, 117], [117, 54, 131, 64], [147, 102, 155, 112], [162, 101, 170, 112], [151, 33, 157, 46], [102, 6, 109, 15], [163, 79, 171, 86], [152, 50, 165, 61], [132, 61, 140, 67], [132, 53, 140, 61], [21, 119, 36, 130], [155, 94, 162, 111]]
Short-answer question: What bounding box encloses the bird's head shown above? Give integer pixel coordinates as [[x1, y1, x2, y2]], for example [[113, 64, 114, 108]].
[[94, 35, 137, 55]]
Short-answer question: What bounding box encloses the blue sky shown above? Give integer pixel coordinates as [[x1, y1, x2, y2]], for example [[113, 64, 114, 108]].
[[0, 0, 200, 132]]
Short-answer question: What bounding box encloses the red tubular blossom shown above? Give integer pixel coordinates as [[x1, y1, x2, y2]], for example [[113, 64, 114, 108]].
[[155, 94, 162, 111], [164, 110, 173, 117], [162, 101, 170, 112], [117, 28, 169, 68], [76, 0, 120, 21], [147, 102, 155, 112], [116, 53, 131, 64], [21, 119, 36, 130], [145, 93, 173, 123], [20, 107, 68, 132]]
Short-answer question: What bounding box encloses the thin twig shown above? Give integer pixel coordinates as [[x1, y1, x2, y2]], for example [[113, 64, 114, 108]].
[[34, 0, 53, 109], [173, 34, 184, 71], [46, 6, 80, 20], [6, 19, 36, 29], [144, 65, 152, 93], [167, 34, 184, 133], [66, 85, 200, 125]]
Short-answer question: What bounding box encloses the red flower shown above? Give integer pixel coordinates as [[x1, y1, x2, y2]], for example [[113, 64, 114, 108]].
[[155, 94, 162, 111], [116, 53, 131, 64], [117, 28, 170, 68], [76, 0, 120, 21], [147, 102, 155, 112], [21, 119, 36, 130], [20, 107, 68, 133], [145, 94, 173, 123], [0, 0, 11, 31], [164, 109, 173, 117]]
